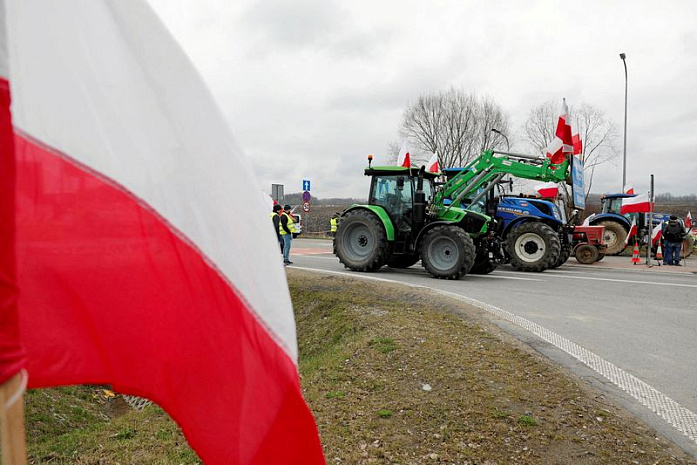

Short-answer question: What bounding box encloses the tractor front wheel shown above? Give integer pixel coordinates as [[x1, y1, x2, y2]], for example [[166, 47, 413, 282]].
[[420, 226, 475, 279], [333, 209, 389, 272], [598, 220, 628, 255], [575, 244, 599, 264], [505, 222, 561, 272]]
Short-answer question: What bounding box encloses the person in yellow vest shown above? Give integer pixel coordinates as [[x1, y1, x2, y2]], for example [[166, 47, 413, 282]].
[[280, 204, 295, 265], [270, 204, 283, 252], [330, 213, 340, 237]]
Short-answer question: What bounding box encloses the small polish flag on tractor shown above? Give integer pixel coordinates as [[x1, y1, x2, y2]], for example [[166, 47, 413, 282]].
[[397, 142, 411, 168], [426, 152, 440, 174]]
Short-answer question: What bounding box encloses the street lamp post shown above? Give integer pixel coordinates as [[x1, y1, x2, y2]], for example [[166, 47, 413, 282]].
[[620, 53, 628, 191]]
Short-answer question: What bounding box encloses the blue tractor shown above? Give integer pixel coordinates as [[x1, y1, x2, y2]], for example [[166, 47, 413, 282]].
[[585, 193, 694, 256], [442, 168, 572, 272]]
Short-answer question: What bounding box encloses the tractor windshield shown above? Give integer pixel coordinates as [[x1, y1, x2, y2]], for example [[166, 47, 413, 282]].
[[371, 175, 420, 232], [602, 197, 623, 214]]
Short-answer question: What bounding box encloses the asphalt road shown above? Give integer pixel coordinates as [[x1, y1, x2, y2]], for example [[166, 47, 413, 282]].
[[289, 237, 697, 455]]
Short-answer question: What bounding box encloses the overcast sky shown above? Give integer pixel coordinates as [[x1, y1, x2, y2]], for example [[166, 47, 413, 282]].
[[147, 0, 697, 199]]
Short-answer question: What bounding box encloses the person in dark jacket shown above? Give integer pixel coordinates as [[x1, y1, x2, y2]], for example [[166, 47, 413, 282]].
[[663, 215, 686, 266], [270, 204, 283, 253]]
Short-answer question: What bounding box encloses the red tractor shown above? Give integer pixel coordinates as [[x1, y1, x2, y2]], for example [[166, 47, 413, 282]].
[[572, 225, 607, 264]]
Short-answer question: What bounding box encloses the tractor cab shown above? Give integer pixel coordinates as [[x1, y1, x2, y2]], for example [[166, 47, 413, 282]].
[[600, 193, 635, 215], [366, 166, 436, 236]]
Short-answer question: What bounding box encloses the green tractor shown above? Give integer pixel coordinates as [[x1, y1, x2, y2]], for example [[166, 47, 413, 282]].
[[333, 160, 493, 279], [334, 150, 573, 279]]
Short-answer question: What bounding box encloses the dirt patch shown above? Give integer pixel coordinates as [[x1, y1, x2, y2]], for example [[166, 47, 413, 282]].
[[290, 270, 696, 464]]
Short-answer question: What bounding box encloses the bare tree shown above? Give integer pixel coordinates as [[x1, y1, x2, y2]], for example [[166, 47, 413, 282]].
[[521, 100, 618, 199], [397, 88, 511, 169]]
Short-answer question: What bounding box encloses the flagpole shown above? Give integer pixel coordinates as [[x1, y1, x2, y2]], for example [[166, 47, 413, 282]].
[[646, 174, 653, 266], [0, 372, 28, 465]]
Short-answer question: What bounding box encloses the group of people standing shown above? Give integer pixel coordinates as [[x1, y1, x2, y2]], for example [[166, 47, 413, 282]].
[[270, 204, 295, 265]]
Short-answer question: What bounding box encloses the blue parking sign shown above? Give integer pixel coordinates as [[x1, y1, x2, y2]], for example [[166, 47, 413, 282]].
[[303, 179, 311, 191]]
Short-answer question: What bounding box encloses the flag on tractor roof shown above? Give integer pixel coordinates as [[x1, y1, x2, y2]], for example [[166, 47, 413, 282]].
[[426, 152, 440, 174], [620, 193, 653, 214], [0, 1, 324, 463], [397, 142, 411, 168], [624, 184, 635, 195], [686, 211, 693, 229], [534, 181, 559, 198]]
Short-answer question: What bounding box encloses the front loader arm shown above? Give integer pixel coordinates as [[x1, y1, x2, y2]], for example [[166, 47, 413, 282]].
[[433, 150, 570, 209]]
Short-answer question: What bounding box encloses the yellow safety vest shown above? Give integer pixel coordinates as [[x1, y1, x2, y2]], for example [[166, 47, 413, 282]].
[[280, 212, 295, 235], [330, 217, 338, 233]]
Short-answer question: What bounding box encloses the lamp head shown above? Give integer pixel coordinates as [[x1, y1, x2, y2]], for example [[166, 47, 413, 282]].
[[619, 53, 626, 60]]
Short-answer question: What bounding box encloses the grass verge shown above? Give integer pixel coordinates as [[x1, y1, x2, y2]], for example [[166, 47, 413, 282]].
[[292, 270, 695, 464]]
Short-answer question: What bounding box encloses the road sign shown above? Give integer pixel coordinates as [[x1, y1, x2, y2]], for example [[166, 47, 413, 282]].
[[302, 190, 311, 202], [302, 202, 311, 212], [302, 179, 311, 191]]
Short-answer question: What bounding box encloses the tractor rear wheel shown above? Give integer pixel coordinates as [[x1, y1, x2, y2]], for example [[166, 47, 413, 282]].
[[598, 220, 627, 255], [575, 244, 599, 264], [386, 253, 420, 269], [420, 225, 475, 279], [333, 209, 389, 272], [505, 222, 561, 272], [682, 235, 695, 258]]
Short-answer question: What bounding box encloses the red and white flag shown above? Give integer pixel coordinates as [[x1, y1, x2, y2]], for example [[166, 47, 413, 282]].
[[543, 99, 573, 165], [624, 184, 635, 195], [397, 142, 411, 168], [652, 221, 664, 245], [624, 217, 637, 246], [620, 193, 653, 214], [534, 182, 559, 198], [1, 2, 324, 463], [686, 211, 693, 229], [426, 152, 440, 173], [572, 133, 583, 156]]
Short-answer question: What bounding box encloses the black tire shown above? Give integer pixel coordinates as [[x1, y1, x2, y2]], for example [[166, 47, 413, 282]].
[[550, 246, 571, 269], [333, 209, 389, 272], [505, 222, 561, 272], [682, 235, 695, 258], [420, 225, 475, 279], [596, 252, 606, 261], [575, 244, 599, 264], [386, 254, 420, 269], [470, 249, 497, 275], [597, 220, 628, 255]]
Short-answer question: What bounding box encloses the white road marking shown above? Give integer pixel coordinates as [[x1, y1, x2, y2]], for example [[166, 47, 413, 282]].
[[292, 266, 697, 446], [537, 273, 697, 288], [466, 274, 541, 281]]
